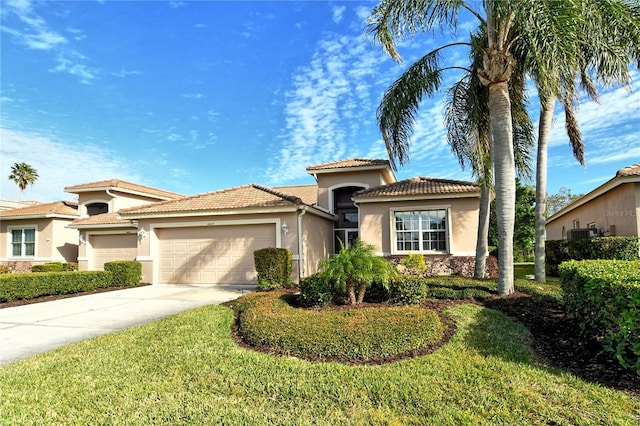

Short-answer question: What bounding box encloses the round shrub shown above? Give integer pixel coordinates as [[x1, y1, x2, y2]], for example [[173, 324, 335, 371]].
[[298, 273, 335, 308]]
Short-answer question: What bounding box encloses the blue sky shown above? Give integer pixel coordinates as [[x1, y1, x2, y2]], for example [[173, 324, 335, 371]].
[[1, 0, 638, 203]]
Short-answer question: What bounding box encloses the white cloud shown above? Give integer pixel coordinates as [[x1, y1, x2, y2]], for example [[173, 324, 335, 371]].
[[182, 93, 205, 99], [0, 128, 142, 202], [332, 6, 346, 24], [111, 68, 142, 78]]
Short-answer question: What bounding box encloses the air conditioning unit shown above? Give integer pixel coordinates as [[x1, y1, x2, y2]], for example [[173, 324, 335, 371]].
[[567, 228, 590, 241]]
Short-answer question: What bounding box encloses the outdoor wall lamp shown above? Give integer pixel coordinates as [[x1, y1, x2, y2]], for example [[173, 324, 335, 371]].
[[79, 234, 85, 245], [138, 228, 147, 240], [281, 223, 289, 236]]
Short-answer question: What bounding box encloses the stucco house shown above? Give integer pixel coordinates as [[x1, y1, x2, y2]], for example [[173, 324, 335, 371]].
[[4, 158, 481, 285], [0, 201, 80, 268], [546, 163, 640, 241]]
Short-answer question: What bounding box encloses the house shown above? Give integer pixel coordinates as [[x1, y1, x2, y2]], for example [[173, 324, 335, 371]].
[[4, 158, 481, 285], [546, 163, 640, 240], [0, 201, 80, 269]]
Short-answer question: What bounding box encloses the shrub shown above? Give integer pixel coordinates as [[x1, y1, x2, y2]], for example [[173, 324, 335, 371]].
[[234, 291, 445, 361], [390, 276, 496, 304], [31, 262, 64, 272], [254, 248, 293, 291], [400, 253, 427, 274], [0, 264, 11, 274], [559, 260, 640, 374], [298, 273, 335, 308], [389, 277, 429, 305], [546, 236, 639, 276], [62, 262, 78, 272], [103, 261, 142, 287], [0, 271, 112, 302]]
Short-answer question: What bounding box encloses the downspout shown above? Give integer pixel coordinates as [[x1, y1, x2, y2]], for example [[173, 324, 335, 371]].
[[297, 207, 307, 280], [105, 188, 119, 212]]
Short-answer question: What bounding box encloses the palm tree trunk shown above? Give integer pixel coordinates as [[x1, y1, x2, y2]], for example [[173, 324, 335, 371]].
[[474, 183, 491, 278], [535, 97, 555, 282], [347, 280, 356, 305], [489, 81, 515, 296], [356, 282, 367, 304]]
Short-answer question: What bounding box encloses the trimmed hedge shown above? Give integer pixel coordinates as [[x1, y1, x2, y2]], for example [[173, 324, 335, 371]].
[[0, 271, 113, 302], [103, 261, 142, 287], [559, 260, 640, 374], [30, 262, 78, 273], [390, 276, 497, 305], [546, 236, 640, 276], [254, 248, 292, 291], [233, 290, 445, 361]]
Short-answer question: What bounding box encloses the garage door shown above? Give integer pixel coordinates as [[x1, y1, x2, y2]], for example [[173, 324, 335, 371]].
[[91, 234, 137, 270], [157, 224, 276, 284]]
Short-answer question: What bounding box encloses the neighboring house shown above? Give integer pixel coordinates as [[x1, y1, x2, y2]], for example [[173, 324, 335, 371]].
[[0, 201, 80, 266], [0, 200, 41, 212], [546, 163, 640, 241], [45, 158, 481, 285]]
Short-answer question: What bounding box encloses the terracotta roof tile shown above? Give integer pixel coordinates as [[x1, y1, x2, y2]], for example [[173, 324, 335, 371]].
[[70, 212, 133, 227], [119, 184, 304, 215], [354, 177, 479, 198], [617, 163, 640, 177], [306, 158, 390, 172], [0, 201, 78, 218], [64, 179, 183, 200], [272, 184, 318, 205]]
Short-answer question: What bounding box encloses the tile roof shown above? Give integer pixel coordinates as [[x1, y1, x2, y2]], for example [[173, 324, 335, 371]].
[[64, 179, 184, 200], [70, 212, 133, 227], [272, 184, 318, 205], [616, 163, 640, 177], [0, 201, 79, 218], [306, 158, 391, 172], [354, 177, 479, 198], [119, 184, 306, 216]]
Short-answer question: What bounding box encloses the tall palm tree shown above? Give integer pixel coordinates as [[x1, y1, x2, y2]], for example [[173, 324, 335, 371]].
[[533, 0, 640, 282], [8, 162, 39, 201], [445, 30, 533, 278], [367, 0, 583, 295]]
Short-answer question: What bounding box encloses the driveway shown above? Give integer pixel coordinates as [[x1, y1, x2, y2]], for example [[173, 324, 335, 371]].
[[0, 284, 253, 366]]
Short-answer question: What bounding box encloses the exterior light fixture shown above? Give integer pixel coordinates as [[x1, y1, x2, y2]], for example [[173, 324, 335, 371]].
[[79, 233, 85, 245], [138, 228, 147, 240], [281, 223, 289, 235]]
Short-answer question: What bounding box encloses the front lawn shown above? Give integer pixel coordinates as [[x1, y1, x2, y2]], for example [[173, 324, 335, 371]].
[[1, 299, 638, 424]]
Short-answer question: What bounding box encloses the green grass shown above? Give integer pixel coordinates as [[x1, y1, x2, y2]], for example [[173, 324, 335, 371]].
[[2, 302, 638, 425]]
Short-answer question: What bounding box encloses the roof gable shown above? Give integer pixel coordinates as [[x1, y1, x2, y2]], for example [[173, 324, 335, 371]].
[[354, 177, 479, 199], [271, 184, 318, 205], [64, 179, 183, 200], [119, 184, 306, 216], [0, 201, 79, 219], [306, 158, 391, 172], [617, 163, 640, 177]]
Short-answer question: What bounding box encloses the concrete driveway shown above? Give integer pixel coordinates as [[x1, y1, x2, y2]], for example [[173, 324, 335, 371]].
[[0, 284, 253, 366]]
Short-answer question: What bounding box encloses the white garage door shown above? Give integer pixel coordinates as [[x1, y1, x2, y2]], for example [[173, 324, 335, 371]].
[[157, 224, 276, 284], [91, 234, 138, 270]]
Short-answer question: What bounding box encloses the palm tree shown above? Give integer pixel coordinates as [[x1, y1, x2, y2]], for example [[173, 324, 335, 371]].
[[533, 0, 640, 282], [367, 0, 583, 295], [445, 30, 533, 278], [8, 163, 39, 201]]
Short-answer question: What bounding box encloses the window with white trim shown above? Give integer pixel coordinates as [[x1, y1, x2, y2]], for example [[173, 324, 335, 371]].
[[11, 228, 36, 257], [394, 210, 448, 253]]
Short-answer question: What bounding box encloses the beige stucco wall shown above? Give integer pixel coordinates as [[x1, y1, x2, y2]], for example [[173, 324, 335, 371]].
[[300, 211, 334, 278], [0, 218, 77, 263], [546, 182, 640, 240], [358, 197, 480, 256], [314, 170, 389, 211]]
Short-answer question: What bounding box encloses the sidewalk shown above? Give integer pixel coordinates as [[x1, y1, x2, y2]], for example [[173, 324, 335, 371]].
[[0, 284, 252, 365]]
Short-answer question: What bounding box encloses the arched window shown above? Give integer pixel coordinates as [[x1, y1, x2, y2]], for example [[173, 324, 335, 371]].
[[87, 202, 108, 216]]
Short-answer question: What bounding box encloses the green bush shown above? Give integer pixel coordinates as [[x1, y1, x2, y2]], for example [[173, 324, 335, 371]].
[[298, 273, 335, 308], [103, 261, 142, 287], [31, 262, 64, 272], [234, 291, 445, 361], [546, 236, 639, 277], [0, 271, 113, 302], [400, 253, 427, 273], [559, 260, 640, 374], [390, 276, 496, 304], [254, 248, 293, 291]]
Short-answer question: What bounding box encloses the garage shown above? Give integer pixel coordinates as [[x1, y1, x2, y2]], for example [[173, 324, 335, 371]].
[[91, 234, 138, 270], [156, 224, 276, 284]]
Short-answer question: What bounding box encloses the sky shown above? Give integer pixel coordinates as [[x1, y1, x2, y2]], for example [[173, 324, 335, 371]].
[[1, 0, 639, 203]]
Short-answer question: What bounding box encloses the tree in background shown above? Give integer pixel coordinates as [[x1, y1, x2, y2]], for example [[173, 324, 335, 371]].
[[546, 187, 584, 217], [8, 162, 38, 201], [489, 179, 535, 262]]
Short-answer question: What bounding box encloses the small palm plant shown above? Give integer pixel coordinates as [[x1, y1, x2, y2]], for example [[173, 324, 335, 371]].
[[318, 239, 397, 305]]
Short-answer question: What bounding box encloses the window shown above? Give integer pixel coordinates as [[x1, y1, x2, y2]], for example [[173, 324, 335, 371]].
[[11, 228, 36, 257], [87, 202, 108, 216], [573, 219, 580, 229], [394, 210, 448, 252]]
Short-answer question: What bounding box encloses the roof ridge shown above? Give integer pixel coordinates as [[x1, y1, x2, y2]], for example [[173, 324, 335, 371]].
[[64, 178, 184, 197], [251, 184, 304, 205]]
